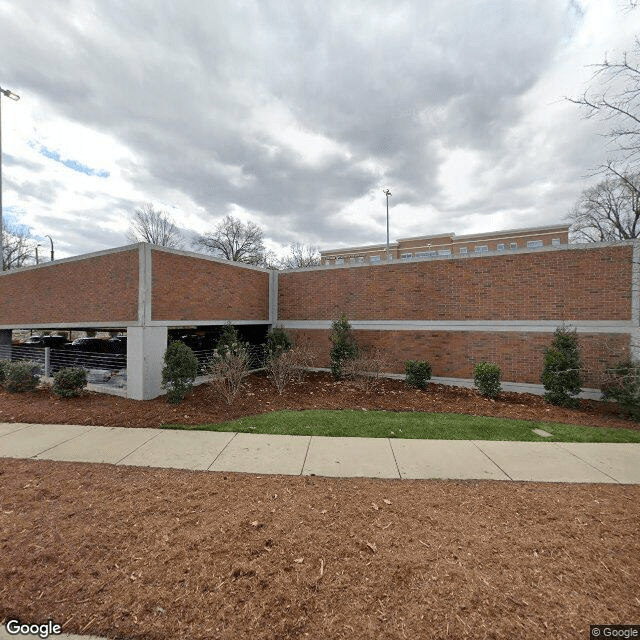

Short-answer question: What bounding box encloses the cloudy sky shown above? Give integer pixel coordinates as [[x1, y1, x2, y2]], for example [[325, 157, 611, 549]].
[[0, 0, 637, 260]]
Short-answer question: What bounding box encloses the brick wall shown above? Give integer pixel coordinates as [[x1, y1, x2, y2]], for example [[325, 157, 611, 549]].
[[281, 244, 635, 387], [280, 245, 632, 322], [286, 328, 629, 387], [151, 250, 270, 322], [0, 249, 139, 326]]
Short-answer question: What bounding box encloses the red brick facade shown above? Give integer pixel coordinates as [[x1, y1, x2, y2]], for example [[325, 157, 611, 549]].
[[286, 328, 630, 387], [151, 250, 270, 322], [0, 248, 139, 326], [281, 245, 632, 322]]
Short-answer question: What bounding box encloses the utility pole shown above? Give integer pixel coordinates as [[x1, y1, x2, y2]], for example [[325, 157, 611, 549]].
[[0, 86, 20, 270], [383, 188, 392, 260]]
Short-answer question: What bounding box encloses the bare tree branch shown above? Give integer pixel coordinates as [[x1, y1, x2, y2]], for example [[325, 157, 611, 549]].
[[127, 203, 184, 248], [193, 215, 266, 265], [2, 225, 36, 271], [568, 35, 640, 171], [278, 242, 321, 269], [567, 172, 640, 241]]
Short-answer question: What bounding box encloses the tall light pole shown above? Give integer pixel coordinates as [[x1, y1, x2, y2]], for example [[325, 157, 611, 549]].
[[0, 86, 20, 271], [45, 234, 54, 261], [383, 188, 392, 260]]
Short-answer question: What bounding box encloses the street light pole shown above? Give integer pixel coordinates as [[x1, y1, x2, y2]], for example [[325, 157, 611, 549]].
[[383, 188, 392, 260], [0, 86, 20, 271], [45, 234, 54, 261]]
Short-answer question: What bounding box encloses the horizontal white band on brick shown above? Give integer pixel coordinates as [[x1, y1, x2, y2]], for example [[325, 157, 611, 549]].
[[279, 319, 635, 334]]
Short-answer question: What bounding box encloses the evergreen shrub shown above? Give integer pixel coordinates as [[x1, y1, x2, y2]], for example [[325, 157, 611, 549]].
[[53, 367, 88, 398], [162, 340, 199, 404], [405, 360, 432, 389], [541, 325, 582, 408], [473, 362, 502, 398]]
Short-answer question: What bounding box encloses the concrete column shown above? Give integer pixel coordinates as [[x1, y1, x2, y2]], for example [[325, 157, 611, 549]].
[[0, 329, 11, 360], [126, 325, 168, 400]]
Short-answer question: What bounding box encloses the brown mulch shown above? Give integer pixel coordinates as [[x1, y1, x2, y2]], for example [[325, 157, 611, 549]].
[[1, 373, 639, 639], [0, 371, 637, 430], [0, 460, 638, 640]]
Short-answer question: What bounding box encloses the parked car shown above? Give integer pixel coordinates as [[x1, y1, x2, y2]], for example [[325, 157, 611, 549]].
[[23, 335, 70, 348], [107, 335, 127, 354], [68, 337, 126, 371]]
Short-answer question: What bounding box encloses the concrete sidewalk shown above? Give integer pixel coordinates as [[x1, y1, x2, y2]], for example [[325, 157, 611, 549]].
[[1, 422, 639, 484]]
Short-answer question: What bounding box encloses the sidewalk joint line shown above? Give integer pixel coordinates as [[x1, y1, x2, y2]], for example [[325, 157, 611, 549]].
[[207, 431, 239, 471], [300, 435, 313, 476], [472, 441, 514, 480], [551, 442, 620, 484], [116, 429, 165, 466], [24, 424, 103, 459], [387, 439, 402, 479]]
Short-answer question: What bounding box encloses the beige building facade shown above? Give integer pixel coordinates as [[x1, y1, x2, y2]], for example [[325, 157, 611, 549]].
[[320, 224, 570, 265]]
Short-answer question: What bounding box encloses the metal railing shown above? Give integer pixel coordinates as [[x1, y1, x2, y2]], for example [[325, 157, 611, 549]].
[[0, 344, 127, 387]]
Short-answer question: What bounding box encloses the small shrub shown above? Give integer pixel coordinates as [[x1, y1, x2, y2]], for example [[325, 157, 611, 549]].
[[405, 360, 432, 390], [343, 348, 390, 393], [0, 360, 10, 384], [5, 361, 41, 393], [602, 360, 640, 421], [162, 341, 199, 404], [541, 325, 582, 408], [207, 343, 251, 404], [216, 324, 244, 355], [53, 367, 87, 398], [330, 314, 358, 380], [265, 326, 293, 358], [473, 362, 502, 398], [265, 346, 307, 395]]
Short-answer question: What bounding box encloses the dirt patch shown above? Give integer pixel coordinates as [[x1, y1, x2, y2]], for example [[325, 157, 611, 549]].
[[0, 371, 636, 430], [1, 459, 638, 640]]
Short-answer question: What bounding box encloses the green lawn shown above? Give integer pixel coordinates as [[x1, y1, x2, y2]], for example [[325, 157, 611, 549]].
[[162, 409, 640, 443]]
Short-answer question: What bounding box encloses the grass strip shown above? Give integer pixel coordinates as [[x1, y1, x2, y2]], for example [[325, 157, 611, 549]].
[[162, 409, 640, 443]]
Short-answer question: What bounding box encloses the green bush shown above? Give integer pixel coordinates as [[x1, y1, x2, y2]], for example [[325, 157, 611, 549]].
[[474, 362, 502, 398], [264, 326, 292, 358], [162, 340, 199, 404], [405, 360, 432, 389], [4, 361, 41, 393], [0, 360, 10, 384], [541, 325, 582, 408], [602, 360, 640, 421], [53, 367, 87, 398], [330, 314, 358, 380]]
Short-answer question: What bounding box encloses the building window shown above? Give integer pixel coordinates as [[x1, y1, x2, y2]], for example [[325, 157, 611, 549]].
[[475, 245, 489, 253], [497, 243, 505, 251], [401, 252, 413, 259], [417, 250, 437, 258], [527, 240, 543, 248], [437, 249, 452, 256], [552, 238, 561, 246], [370, 255, 381, 263], [510, 242, 518, 249], [459, 247, 468, 255], [335, 257, 344, 265]]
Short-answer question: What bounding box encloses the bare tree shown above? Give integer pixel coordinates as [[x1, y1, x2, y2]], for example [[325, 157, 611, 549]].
[[127, 203, 183, 248], [278, 242, 321, 269], [568, 35, 640, 172], [193, 215, 266, 265], [2, 225, 36, 271], [567, 172, 640, 242]]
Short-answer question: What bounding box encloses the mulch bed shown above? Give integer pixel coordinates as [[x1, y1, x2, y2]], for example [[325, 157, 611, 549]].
[[0, 373, 639, 639], [0, 370, 637, 430]]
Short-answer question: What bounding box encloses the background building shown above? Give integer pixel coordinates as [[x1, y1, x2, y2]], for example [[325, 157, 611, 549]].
[[320, 224, 570, 265]]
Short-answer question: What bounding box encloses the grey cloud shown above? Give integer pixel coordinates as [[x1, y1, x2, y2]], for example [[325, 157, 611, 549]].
[[0, 0, 609, 256]]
